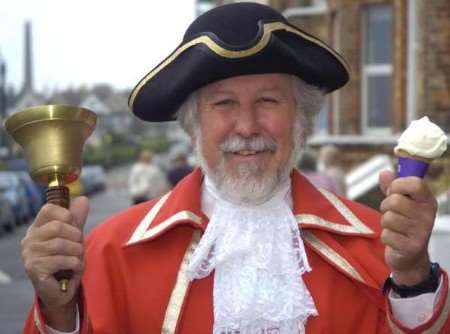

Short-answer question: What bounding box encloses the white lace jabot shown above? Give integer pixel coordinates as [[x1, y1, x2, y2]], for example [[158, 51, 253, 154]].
[[186, 176, 318, 334]]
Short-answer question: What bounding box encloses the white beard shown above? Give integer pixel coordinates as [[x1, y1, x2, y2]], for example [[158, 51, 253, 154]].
[[194, 123, 305, 205]]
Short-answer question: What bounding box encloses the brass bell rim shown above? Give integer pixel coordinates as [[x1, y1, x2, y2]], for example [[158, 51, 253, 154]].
[[4, 104, 97, 135]]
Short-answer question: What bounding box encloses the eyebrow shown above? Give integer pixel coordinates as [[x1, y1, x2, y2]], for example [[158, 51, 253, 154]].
[[206, 84, 285, 97]]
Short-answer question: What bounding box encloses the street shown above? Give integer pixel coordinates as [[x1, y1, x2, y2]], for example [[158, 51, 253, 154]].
[[0, 165, 131, 334]]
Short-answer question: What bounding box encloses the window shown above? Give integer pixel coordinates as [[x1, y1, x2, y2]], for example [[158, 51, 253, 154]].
[[361, 5, 393, 132]]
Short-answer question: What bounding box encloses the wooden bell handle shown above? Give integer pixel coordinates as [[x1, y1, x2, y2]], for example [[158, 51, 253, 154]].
[[46, 185, 72, 292]]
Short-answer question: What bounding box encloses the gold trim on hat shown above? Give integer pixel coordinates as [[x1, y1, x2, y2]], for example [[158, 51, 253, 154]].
[[162, 230, 202, 334], [303, 230, 365, 284], [129, 21, 351, 109]]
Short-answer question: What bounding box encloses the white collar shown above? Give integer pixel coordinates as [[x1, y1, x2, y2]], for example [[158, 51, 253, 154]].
[[188, 175, 317, 334]]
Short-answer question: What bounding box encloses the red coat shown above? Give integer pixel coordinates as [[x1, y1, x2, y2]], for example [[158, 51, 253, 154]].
[[25, 169, 450, 333]]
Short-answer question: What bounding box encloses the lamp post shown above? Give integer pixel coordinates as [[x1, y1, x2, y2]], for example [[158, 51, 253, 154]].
[[0, 52, 7, 155], [0, 53, 5, 117]]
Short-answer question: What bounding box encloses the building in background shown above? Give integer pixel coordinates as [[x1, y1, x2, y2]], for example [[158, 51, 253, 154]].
[[269, 0, 449, 162], [200, 0, 450, 161]]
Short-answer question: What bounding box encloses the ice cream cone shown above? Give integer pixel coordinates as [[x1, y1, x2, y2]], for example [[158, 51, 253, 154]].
[[394, 117, 447, 178], [395, 149, 433, 164], [395, 150, 431, 178]]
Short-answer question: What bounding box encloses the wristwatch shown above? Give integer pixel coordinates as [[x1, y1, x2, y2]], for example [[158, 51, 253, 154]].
[[383, 262, 441, 298]]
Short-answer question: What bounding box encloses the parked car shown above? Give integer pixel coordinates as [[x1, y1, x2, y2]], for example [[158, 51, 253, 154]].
[[80, 165, 107, 195], [16, 172, 45, 216], [0, 192, 16, 234], [0, 171, 32, 224]]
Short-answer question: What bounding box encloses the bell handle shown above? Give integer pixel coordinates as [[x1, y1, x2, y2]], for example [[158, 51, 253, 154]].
[[46, 178, 73, 293]]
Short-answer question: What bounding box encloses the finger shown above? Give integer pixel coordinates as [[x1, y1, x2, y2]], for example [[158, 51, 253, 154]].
[[28, 238, 84, 258], [389, 177, 433, 203], [380, 193, 417, 218], [380, 228, 410, 254], [29, 220, 83, 243], [70, 196, 90, 231], [379, 210, 412, 236], [379, 169, 395, 196], [24, 255, 84, 277], [33, 203, 73, 228]]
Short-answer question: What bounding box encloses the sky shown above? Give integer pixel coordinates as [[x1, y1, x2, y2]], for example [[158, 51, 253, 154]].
[[0, 0, 196, 92]]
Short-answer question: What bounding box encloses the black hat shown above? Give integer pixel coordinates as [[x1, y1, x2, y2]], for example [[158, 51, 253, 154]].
[[129, 2, 350, 122]]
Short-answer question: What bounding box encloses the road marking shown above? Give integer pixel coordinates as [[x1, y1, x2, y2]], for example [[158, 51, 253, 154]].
[[0, 270, 12, 284]]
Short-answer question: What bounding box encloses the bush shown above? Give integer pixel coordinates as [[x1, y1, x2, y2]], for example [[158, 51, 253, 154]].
[[83, 133, 172, 168]]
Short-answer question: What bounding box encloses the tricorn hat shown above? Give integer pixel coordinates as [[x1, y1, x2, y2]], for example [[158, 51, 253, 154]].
[[129, 2, 350, 122]]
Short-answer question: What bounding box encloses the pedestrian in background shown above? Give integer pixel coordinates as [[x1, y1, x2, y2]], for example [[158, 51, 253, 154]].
[[167, 152, 193, 187], [298, 149, 338, 194], [318, 144, 347, 196], [128, 149, 169, 204]]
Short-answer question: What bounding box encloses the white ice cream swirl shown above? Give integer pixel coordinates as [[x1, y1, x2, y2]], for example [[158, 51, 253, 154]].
[[394, 116, 447, 159]]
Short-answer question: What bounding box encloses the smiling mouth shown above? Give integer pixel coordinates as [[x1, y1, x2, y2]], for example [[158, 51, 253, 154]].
[[227, 149, 273, 157], [233, 150, 258, 156]]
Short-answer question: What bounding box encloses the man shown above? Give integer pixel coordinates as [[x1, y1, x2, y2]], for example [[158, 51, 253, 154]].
[[128, 149, 169, 204], [167, 153, 193, 187], [297, 149, 338, 194], [22, 3, 449, 333]]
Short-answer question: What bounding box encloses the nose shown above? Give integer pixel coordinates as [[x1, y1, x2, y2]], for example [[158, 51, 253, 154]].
[[233, 105, 261, 137]]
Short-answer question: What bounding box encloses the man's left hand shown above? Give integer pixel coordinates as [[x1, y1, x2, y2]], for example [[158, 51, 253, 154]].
[[379, 170, 437, 285]]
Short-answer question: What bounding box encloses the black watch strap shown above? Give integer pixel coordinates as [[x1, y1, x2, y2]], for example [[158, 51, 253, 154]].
[[383, 262, 441, 298]]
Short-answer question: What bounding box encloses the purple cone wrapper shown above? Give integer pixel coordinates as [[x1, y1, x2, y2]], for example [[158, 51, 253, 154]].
[[397, 157, 429, 178]]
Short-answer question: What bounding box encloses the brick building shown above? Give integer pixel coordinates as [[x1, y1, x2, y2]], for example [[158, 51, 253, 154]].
[[270, 0, 450, 167]]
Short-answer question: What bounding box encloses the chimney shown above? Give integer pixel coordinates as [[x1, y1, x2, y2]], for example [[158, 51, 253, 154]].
[[23, 21, 34, 94]]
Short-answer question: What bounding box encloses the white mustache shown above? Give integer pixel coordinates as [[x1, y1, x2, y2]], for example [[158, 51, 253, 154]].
[[220, 135, 277, 153]]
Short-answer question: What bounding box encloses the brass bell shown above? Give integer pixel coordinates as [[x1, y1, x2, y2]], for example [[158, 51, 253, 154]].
[[5, 104, 97, 291]]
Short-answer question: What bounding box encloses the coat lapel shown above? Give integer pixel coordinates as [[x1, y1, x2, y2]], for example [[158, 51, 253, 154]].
[[125, 168, 387, 290], [292, 170, 387, 289], [125, 168, 207, 246]]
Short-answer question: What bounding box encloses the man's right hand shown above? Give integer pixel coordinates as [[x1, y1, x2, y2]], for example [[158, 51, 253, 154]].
[[21, 196, 89, 331]]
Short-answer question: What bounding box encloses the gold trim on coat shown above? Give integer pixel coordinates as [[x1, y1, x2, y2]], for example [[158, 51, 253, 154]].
[[33, 306, 45, 334], [387, 279, 450, 334], [126, 192, 171, 245], [425, 287, 450, 333], [129, 21, 350, 109], [141, 211, 202, 241], [161, 230, 202, 334], [315, 188, 374, 235], [302, 230, 365, 284], [297, 213, 372, 235]]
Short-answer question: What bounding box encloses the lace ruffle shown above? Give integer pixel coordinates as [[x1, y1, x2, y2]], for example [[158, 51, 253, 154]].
[[186, 179, 317, 333]]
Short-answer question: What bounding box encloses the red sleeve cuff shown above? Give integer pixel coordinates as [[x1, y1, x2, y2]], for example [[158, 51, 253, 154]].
[[28, 286, 92, 334], [386, 270, 450, 333]]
